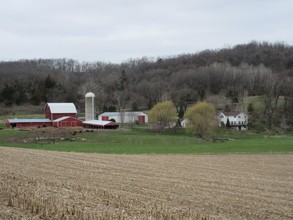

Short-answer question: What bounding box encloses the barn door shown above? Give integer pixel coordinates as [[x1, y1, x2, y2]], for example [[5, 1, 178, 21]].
[[138, 116, 145, 123], [102, 116, 109, 121]]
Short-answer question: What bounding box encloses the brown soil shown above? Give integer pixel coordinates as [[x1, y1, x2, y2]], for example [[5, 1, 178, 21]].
[[0, 147, 292, 219]]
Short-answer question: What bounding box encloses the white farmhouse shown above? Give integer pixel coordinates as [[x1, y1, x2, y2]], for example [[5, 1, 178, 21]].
[[98, 112, 148, 124], [219, 112, 248, 130]]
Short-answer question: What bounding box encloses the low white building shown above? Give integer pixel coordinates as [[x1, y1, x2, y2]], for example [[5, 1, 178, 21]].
[[98, 112, 148, 124], [219, 112, 248, 130], [83, 120, 119, 129]]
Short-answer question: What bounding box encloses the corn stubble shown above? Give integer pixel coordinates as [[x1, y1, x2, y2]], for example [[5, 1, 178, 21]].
[[1, 174, 209, 220], [0, 147, 293, 220]]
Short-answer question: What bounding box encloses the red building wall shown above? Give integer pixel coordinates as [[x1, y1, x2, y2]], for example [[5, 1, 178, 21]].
[[53, 117, 82, 128], [6, 121, 52, 128], [45, 105, 50, 119], [51, 113, 76, 120], [102, 116, 109, 121]]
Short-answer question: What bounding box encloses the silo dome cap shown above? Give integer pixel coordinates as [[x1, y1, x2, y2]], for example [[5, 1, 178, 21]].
[[85, 92, 95, 97]]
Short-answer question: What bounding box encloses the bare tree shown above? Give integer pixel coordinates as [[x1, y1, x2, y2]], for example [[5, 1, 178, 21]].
[[261, 73, 281, 128]]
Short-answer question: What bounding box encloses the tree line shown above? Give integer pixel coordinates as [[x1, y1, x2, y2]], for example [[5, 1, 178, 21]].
[[1, 41, 293, 130]]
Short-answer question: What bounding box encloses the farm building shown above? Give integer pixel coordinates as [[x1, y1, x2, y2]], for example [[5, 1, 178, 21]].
[[219, 112, 248, 130], [6, 100, 122, 129], [53, 116, 83, 128], [85, 92, 95, 121], [45, 103, 77, 120], [6, 102, 79, 129], [5, 118, 52, 128], [98, 112, 148, 123], [83, 120, 119, 129]]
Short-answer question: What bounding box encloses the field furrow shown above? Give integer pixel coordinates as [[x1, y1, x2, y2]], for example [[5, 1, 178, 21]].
[[1, 147, 293, 219]]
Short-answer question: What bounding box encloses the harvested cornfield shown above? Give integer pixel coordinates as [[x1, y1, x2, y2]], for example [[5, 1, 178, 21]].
[[0, 147, 293, 220]]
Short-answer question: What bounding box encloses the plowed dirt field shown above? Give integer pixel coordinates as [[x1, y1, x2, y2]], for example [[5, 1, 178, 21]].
[[0, 147, 293, 219]]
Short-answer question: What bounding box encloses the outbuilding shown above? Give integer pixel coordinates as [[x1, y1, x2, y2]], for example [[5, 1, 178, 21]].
[[83, 120, 119, 129], [45, 103, 77, 120], [5, 118, 52, 128], [98, 112, 148, 123], [53, 116, 83, 128]]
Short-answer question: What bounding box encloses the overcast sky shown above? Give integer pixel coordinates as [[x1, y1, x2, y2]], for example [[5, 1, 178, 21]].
[[1, 0, 292, 63]]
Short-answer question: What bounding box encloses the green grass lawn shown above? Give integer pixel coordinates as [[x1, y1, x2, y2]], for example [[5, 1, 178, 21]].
[[0, 127, 292, 154]]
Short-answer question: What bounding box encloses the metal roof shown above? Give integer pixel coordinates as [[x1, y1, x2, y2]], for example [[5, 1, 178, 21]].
[[53, 116, 70, 122], [47, 103, 77, 114], [221, 112, 242, 117], [53, 116, 82, 122], [99, 112, 147, 117], [85, 92, 95, 97], [7, 118, 52, 123], [83, 120, 112, 126]]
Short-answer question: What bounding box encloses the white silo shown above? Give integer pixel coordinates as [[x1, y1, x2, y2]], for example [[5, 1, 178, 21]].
[[85, 92, 95, 121]]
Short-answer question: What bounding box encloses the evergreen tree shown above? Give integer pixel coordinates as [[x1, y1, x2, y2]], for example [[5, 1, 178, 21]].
[[226, 118, 231, 128]]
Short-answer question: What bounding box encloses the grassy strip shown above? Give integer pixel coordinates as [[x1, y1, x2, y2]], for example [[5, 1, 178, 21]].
[[0, 128, 292, 154]]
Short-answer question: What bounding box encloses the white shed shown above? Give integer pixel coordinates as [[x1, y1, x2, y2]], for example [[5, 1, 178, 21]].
[[98, 112, 148, 123]]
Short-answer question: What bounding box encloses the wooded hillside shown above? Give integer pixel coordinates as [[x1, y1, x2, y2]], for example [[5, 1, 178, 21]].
[[1, 41, 293, 129]]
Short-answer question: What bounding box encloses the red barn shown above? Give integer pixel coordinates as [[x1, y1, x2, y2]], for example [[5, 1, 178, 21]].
[[45, 103, 77, 120], [6, 119, 52, 128], [53, 116, 82, 128]]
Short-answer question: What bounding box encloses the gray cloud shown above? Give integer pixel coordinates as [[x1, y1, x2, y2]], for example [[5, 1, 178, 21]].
[[1, 0, 292, 63]]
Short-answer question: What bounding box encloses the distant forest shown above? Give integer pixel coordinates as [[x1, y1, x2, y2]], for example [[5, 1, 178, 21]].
[[1, 41, 293, 129]]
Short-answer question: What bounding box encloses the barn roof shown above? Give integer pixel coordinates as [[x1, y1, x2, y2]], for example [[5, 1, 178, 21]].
[[83, 120, 118, 126], [53, 116, 82, 122], [53, 116, 70, 122], [99, 112, 147, 117], [83, 120, 112, 126], [46, 103, 77, 114], [7, 118, 52, 123], [220, 112, 241, 117]]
